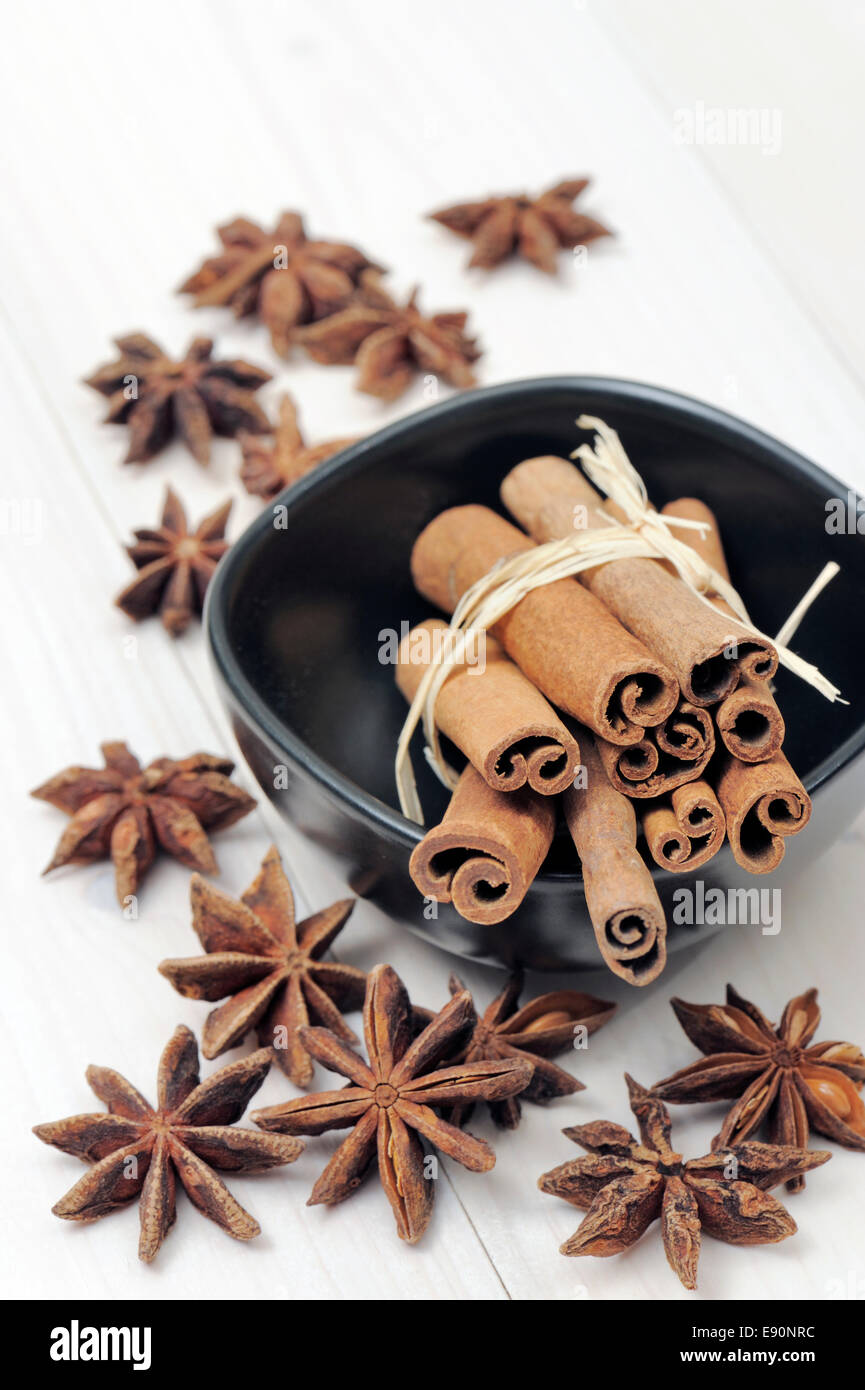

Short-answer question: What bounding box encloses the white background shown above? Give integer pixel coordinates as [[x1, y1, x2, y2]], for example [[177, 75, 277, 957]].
[[2, 0, 864, 1302]]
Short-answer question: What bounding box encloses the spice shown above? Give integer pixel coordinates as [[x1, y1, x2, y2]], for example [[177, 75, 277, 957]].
[[716, 750, 811, 873], [595, 699, 715, 798], [178, 212, 380, 356], [444, 973, 616, 1129], [662, 498, 785, 761], [500, 454, 778, 705], [297, 271, 480, 400], [158, 844, 364, 1088], [642, 780, 726, 872], [238, 392, 358, 500], [538, 1074, 830, 1289], [115, 486, 231, 636], [410, 504, 678, 744], [252, 964, 532, 1244], [562, 735, 666, 984], [653, 986, 865, 1190], [84, 334, 271, 465], [409, 764, 556, 925], [396, 617, 580, 796], [33, 1026, 302, 1262], [428, 178, 611, 273], [31, 740, 255, 905]]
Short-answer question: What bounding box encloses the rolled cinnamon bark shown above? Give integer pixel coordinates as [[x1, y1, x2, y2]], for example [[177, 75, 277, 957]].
[[715, 750, 811, 874], [409, 764, 555, 925], [595, 699, 714, 798], [501, 455, 778, 706], [643, 780, 726, 873], [562, 736, 667, 985], [661, 498, 785, 762], [411, 504, 678, 746], [396, 618, 580, 795]]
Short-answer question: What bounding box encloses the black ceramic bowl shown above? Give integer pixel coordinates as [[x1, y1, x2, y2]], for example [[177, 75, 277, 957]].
[[206, 377, 865, 971]]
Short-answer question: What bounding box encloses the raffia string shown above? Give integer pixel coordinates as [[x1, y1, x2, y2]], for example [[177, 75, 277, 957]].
[[395, 416, 843, 824]]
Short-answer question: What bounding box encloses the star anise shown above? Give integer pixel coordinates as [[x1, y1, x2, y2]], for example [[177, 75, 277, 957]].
[[538, 1075, 830, 1290], [444, 973, 616, 1129], [115, 486, 231, 636], [31, 741, 255, 905], [158, 844, 364, 1088], [238, 392, 359, 500], [33, 1025, 302, 1262], [652, 986, 865, 1191], [178, 212, 381, 356], [84, 333, 271, 466], [429, 177, 611, 273], [252, 964, 532, 1243], [297, 271, 480, 401]]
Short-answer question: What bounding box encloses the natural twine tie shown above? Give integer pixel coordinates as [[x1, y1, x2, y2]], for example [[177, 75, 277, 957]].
[[395, 416, 842, 824]]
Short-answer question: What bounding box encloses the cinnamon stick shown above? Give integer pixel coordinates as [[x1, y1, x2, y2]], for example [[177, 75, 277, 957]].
[[501, 455, 778, 705], [410, 504, 678, 745], [396, 618, 580, 795], [409, 763, 555, 925], [596, 699, 714, 798], [715, 750, 811, 874], [661, 497, 785, 762], [643, 780, 726, 872], [562, 735, 666, 985]]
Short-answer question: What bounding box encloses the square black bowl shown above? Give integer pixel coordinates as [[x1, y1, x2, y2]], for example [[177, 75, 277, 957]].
[[206, 377, 865, 971]]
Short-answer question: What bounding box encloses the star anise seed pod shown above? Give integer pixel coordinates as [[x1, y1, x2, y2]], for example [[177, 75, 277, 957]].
[[445, 972, 616, 1129], [252, 963, 532, 1243], [33, 1025, 302, 1262], [84, 333, 271, 465], [238, 393, 359, 500], [652, 985, 865, 1191], [538, 1075, 830, 1290], [429, 177, 611, 273], [31, 740, 255, 905], [297, 270, 480, 401], [159, 844, 364, 1088], [116, 486, 231, 636], [178, 212, 382, 356]]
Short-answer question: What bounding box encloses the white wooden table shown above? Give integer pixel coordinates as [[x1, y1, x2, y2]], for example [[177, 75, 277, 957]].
[[3, 0, 864, 1302]]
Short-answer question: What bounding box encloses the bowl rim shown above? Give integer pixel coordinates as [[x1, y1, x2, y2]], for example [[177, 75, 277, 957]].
[[206, 374, 864, 856]]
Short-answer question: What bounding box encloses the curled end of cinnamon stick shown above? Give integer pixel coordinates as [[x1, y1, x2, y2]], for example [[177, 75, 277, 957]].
[[717, 751, 812, 874], [715, 679, 786, 763], [643, 779, 726, 873]]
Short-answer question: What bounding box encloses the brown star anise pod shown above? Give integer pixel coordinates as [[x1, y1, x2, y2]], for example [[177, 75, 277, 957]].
[[445, 973, 616, 1129], [115, 486, 231, 636], [297, 271, 480, 401], [178, 212, 381, 356], [238, 392, 359, 501], [652, 986, 865, 1191], [31, 740, 255, 905], [33, 1025, 302, 1262], [538, 1075, 830, 1290], [252, 963, 532, 1243], [429, 177, 611, 273], [84, 333, 271, 466], [158, 844, 364, 1088]]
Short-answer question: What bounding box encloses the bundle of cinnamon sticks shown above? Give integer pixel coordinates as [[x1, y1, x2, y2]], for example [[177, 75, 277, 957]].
[[396, 445, 815, 986]]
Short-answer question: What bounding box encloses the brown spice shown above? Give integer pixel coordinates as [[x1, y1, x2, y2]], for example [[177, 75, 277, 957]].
[[444, 973, 616, 1129], [159, 845, 363, 1088], [33, 1026, 302, 1262], [238, 392, 358, 501], [116, 486, 231, 636], [84, 334, 271, 465], [252, 964, 532, 1244], [716, 749, 811, 874], [429, 178, 611, 273], [653, 986, 865, 1190], [31, 740, 255, 905], [538, 1074, 830, 1289], [297, 271, 480, 400], [595, 699, 714, 798], [642, 780, 726, 872], [178, 212, 381, 356]]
